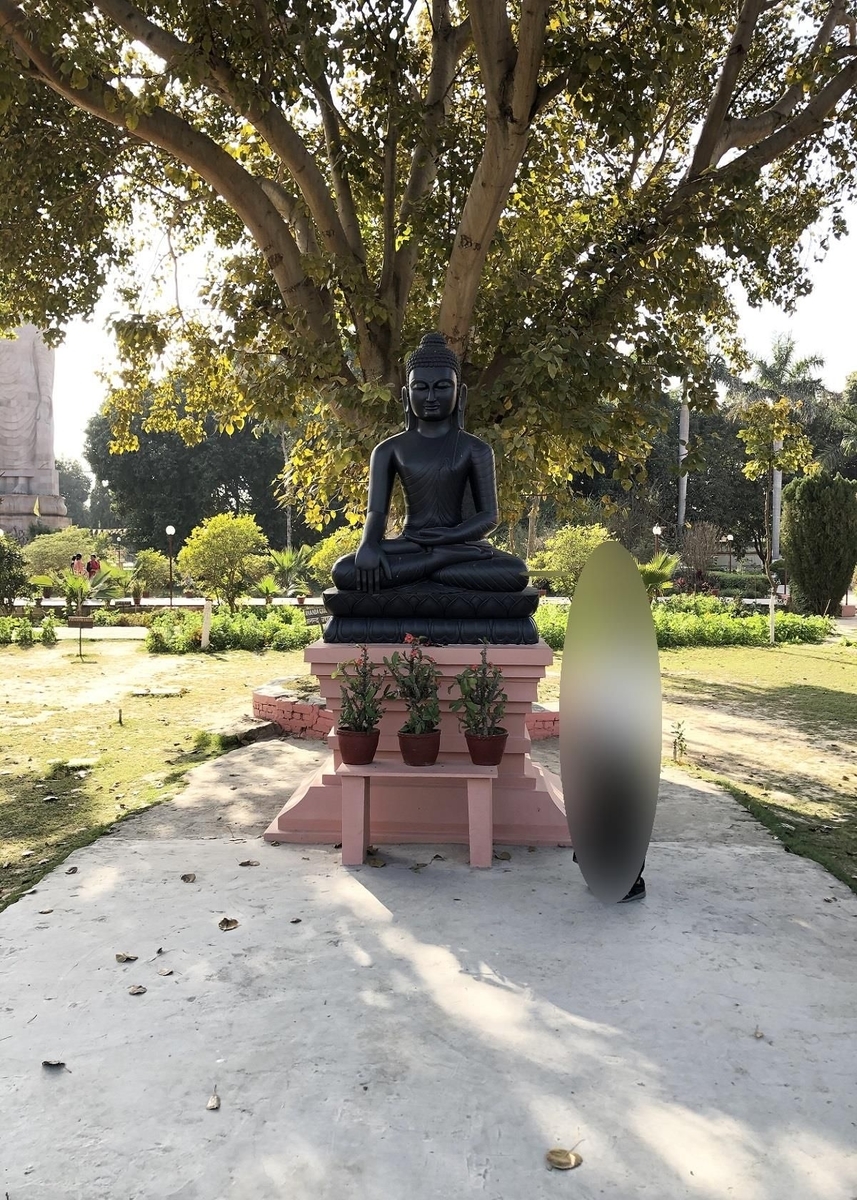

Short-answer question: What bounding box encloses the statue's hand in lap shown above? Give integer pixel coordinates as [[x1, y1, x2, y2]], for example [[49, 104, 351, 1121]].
[[354, 542, 391, 593]]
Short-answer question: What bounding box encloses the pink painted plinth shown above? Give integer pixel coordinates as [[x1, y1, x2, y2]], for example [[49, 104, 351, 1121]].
[[263, 640, 570, 848]]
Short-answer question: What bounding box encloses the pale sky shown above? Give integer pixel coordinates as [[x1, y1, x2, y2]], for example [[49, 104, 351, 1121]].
[[52, 201, 857, 465]]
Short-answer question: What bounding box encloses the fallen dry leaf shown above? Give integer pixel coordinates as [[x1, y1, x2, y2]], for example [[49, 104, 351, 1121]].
[[494, 850, 512, 861], [366, 856, 386, 868], [218, 917, 239, 931], [546, 1149, 582, 1171], [128, 985, 147, 996], [38, 909, 53, 915], [409, 862, 429, 872], [239, 860, 260, 868], [180, 873, 196, 883], [65, 866, 78, 875], [367, 845, 379, 855], [156, 947, 164, 955], [290, 918, 302, 925], [41, 1060, 67, 1070], [753, 1026, 765, 1039], [115, 953, 138, 963], [431, 854, 445, 861], [43, 795, 59, 804], [157, 968, 173, 977], [206, 1087, 220, 1111]]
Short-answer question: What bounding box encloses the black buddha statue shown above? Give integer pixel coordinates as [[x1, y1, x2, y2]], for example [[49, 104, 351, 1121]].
[[322, 333, 539, 643]]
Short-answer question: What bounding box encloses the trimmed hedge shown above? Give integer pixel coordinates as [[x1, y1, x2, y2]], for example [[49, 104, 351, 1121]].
[[145, 605, 316, 654], [534, 600, 832, 651]]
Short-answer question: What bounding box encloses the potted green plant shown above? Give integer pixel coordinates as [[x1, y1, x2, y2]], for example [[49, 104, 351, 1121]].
[[449, 643, 509, 765], [384, 635, 442, 766], [332, 646, 391, 765]]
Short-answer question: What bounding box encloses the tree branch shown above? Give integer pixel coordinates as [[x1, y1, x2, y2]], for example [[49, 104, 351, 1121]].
[[511, 0, 551, 126], [686, 0, 768, 179], [467, 0, 516, 115], [687, 52, 857, 195], [257, 179, 319, 256], [711, 0, 853, 163], [313, 72, 367, 263], [92, 0, 363, 275], [381, 7, 472, 354], [0, 0, 335, 346]]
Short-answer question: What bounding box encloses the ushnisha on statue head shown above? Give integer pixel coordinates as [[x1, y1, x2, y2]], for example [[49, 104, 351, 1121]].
[[402, 332, 467, 431]]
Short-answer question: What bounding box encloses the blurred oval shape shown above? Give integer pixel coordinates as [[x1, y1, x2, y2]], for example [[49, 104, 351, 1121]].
[[560, 541, 661, 903]]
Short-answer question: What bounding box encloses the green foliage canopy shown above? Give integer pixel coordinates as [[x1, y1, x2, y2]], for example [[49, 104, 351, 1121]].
[[0, 536, 31, 609], [23, 526, 111, 576], [782, 472, 857, 615], [3, 2, 857, 526], [176, 513, 268, 610], [84, 408, 307, 551], [56, 457, 92, 526], [528, 523, 611, 597]]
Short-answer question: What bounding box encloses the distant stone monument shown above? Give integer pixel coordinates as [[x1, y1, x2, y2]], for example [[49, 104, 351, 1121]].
[[0, 325, 69, 540]]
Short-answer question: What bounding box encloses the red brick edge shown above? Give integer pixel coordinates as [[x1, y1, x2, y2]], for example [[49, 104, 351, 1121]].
[[253, 685, 558, 741]]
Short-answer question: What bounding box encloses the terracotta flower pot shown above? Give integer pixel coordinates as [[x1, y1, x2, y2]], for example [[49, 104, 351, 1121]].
[[398, 731, 441, 767], [465, 730, 508, 766], [338, 728, 380, 766]]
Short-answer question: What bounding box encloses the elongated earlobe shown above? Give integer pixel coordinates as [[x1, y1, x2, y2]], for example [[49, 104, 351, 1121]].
[[401, 386, 411, 431], [456, 383, 468, 430]]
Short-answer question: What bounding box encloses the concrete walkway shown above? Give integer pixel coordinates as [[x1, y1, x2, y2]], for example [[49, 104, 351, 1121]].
[[1, 740, 856, 1200]]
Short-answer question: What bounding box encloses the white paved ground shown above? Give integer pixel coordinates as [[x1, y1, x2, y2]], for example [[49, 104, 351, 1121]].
[[1, 741, 856, 1200]]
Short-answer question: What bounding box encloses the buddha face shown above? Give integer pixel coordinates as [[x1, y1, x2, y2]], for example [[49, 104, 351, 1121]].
[[406, 366, 459, 423]]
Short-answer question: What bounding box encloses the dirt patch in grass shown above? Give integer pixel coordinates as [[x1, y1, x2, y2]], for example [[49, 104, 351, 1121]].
[[539, 643, 857, 892], [0, 643, 309, 910]]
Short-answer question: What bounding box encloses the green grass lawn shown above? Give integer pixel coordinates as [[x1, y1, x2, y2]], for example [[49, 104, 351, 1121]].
[[3, 639, 856, 908], [0, 642, 309, 911]]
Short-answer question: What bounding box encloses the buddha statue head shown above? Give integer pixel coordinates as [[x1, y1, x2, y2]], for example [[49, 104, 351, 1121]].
[[402, 332, 467, 430]]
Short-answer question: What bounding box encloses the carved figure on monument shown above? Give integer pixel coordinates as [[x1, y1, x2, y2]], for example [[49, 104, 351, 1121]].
[[0, 325, 69, 537], [323, 333, 538, 643]]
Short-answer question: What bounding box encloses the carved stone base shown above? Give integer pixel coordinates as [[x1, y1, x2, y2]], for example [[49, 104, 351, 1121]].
[[0, 494, 69, 541], [263, 639, 571, 848], [324, 615, 538, 644], [322, 585, 540, 644]]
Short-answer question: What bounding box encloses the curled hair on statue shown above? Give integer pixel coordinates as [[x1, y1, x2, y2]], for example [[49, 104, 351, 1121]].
[[405, 332, 461, 383]]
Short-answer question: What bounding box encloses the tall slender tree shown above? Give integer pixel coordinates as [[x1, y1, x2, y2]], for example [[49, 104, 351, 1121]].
[[723, 335, 827, 560]]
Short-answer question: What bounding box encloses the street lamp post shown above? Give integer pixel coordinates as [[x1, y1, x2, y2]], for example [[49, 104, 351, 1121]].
[[165, 525, 175, 608], [115, 535, 122, 566], [652, 524, 662, 557], [726, 533, 734, 573], [99, 479, 108, 533]]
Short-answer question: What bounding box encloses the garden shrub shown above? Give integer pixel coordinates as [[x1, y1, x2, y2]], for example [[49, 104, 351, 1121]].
[[15, 620, 34, 647], [708, 571, 771, 597], [145, 606, 314, 654], [0, 616, 14, 645], [528, 524, 611, 597], [309, 527, 362, 590], [40, 615, 57, 646], [534, 600, 831, 650], [534, 603, 569, 651]]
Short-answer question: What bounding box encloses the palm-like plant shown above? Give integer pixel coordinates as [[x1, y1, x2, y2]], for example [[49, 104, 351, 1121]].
[[269, 546, 313, 596], [254, 574, 280, 605], [636, 552, 680, 602]]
